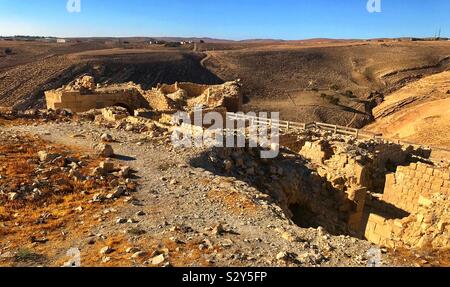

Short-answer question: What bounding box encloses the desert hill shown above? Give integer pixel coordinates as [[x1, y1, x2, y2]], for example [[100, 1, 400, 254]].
[[365, 71, 450, 154], [1, 39, 449, 127]]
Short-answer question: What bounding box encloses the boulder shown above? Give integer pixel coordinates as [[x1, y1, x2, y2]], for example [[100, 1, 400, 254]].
[[95, 143, 114, 158]]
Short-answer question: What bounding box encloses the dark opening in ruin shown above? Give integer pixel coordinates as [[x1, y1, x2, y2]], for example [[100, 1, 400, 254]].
[[289, 203, 321, 230]]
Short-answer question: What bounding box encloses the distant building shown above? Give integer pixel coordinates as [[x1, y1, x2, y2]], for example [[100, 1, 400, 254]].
[[56, 38, 67, 43]]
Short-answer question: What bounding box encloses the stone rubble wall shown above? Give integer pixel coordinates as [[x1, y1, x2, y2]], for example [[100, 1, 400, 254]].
[[383, 162, 450, 214], [297, 138, 415, 194], [45, 89, 149, 113], [365, 162, 450, 249], [147, 81, 242, 113], [45, 76, 242, 115]]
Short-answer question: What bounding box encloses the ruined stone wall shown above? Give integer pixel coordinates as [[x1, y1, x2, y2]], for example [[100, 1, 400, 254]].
[[365, 162, 450, 248], [365, 194, 449, 249], [299, 141, 332, 164], [177, 82, 209, 97], [383, 162, 450, 214], [199, 143, 369, 236], [46, 76, 242, 116], [45, 89, 148, 113], [143, 91, 176, 112]]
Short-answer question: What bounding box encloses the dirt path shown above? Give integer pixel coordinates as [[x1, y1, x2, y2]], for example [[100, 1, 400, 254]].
[[200, 52, 212, 68]]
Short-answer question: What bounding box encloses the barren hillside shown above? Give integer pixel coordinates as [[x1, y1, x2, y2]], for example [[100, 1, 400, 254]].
[[1, 40, 449, 127], [365, 71, 450, 152], [203, 41, 450, 126]]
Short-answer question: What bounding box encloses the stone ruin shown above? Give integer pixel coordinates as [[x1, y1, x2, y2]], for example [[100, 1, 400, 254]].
[[45, 75, 243, 116], [196, 127, 449, 251], [40, 75, 448, 252], [281, 130, 449, 250]]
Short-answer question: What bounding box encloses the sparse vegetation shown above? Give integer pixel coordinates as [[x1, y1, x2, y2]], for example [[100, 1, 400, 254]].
[[330, 84, 339, 91], [15, 248, 44, 262], [342, 90, 356, 98], [4, 47, 12, 54], [164, 42, 181, 48], [320, 93, 340, 105]]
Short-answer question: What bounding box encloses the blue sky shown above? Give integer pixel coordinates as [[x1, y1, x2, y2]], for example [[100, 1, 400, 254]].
[[0, 0, 448, 40]]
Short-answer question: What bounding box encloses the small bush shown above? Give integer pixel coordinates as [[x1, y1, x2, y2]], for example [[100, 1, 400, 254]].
[[329, 97, 340, 105], [15, 248, 43, 262], [330, 84, 339, 91], [320, 94, 340, 105], [164, 42, 181, 48], [4, 48, 12, 54], [343, 90, 356, 98]]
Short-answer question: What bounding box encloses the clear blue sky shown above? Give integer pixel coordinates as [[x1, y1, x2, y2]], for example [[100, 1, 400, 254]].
[[0, 0, 448, 40]]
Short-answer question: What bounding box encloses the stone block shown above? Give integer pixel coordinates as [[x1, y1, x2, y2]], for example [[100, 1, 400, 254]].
[[368, 213, 387, 224], [418, 196, 433, 208]]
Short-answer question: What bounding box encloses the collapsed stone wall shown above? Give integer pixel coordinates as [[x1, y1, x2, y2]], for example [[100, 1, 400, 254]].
[[45, 75, 242, 115], [293, 133, 418, 195], [383, 162, 450, 214], [279, 129, 449, 245], [365, 162, 450, 249], [145, 80, 242, 113], [190, 141, 369, 236]]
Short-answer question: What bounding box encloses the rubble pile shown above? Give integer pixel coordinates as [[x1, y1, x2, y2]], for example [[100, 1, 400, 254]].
[[0, 132, 137, 205], [199, 129, 449, 250], [199, 144, 366, 236], [45, 75, 243, 115]]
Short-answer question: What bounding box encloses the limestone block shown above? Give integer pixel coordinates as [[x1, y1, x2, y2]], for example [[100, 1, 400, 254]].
[[368, 213, 387, 224], [418, 196, 433, 208]]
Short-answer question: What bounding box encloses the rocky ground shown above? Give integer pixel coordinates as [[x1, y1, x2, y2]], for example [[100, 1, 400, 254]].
[[0, 110, 438, 267]]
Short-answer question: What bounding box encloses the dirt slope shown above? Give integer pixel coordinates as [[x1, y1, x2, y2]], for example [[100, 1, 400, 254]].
[[365, 71, 450, 150], [202, 41, 450, 125]]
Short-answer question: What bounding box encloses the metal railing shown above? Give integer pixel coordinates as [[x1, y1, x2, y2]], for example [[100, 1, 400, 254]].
[[226, 112, 382, 139]]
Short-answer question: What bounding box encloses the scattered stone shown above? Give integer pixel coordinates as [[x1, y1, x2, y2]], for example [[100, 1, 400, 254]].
[[211, 224, 225, 236], [99, 246, 114, 255], [116, 218, 127, 224], [95, 143, 114, 158], [119, 166, 131, 178], [99, 159, 115, 173], [150, 254, 165, 265], [126, 247, 141, 254], [131, 251, 147, 259], [107, 186, 126, 199], [281, 232, 300, 242], [101, 133, 114, 143], [37, 151, 60, 162], [8, 192, 19, 201], [92, 193, 106, 202]]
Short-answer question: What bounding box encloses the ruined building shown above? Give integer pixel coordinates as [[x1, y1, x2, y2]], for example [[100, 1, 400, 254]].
[[45, 75, 243, 115]]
